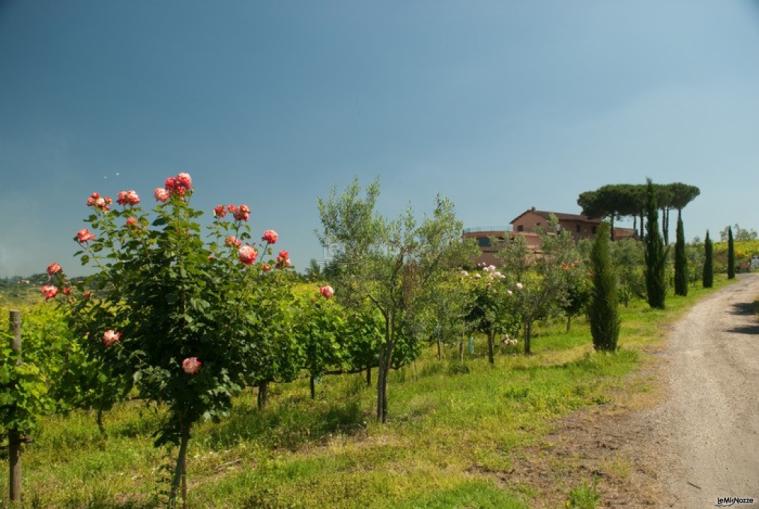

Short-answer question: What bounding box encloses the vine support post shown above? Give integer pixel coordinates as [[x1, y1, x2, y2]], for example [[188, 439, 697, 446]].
[[8, 309, 22, 504]]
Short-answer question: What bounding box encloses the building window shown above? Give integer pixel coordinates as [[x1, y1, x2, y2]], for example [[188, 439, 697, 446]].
[[575, 224, 581, 233], [477, 237, 492, 248], [517, 225, 524, 232]]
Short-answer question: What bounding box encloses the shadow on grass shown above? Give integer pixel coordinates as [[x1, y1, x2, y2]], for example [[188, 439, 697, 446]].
[[205, 394, 366, 451]]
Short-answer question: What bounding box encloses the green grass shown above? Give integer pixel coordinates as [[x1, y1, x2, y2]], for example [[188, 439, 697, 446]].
[[0, 276, 735, 508]]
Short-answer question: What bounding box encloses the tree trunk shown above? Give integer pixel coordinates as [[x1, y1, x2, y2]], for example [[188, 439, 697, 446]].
[[376, 340, 395, 423], [610, 215, 615, 241], [640, 212, 645, 238], [376, 345, 385, 422], [365, 365, 372, 387], [458, 339, 464, 362], [257, 381, 268, 410], [309, 375, 316, 400], [169, 418, 191, 508], [486, 330, 495, 364], [633, 215, 637, 237], [97, 407, 107, 437], [436, 338, 442, 360], [524, 320, 532, 355], [566, 315, 571, 333]]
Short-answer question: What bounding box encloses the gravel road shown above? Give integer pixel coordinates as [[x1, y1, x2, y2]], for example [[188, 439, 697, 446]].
[[659, 274, 759, 507]]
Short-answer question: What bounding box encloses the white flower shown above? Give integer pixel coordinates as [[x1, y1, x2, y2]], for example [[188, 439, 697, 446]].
[[460, 270, 469, 277], [516, 282, 524, 290], [507, 289, 513, 296]]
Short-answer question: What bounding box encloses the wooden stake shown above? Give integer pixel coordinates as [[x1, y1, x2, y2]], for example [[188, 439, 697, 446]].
[[8, 309, 22, 503]]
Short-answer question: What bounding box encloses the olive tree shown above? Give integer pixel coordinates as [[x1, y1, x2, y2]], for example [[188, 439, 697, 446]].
[[318, 180, 475, 422]]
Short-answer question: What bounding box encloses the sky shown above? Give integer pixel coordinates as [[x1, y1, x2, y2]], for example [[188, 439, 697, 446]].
[[1, 0, 759, 277]]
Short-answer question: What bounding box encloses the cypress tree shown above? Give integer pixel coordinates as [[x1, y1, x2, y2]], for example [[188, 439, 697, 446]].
[[703, 230, 713, 288], [644, 179, 667, 309], [589, 222, 620, 351], [727, 226, 736, 279], [674, 211, 688, 296]]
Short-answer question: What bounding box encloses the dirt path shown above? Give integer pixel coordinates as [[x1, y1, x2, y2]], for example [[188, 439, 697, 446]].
[[506, 276, 759, 508], [656, 274, 759, 506]]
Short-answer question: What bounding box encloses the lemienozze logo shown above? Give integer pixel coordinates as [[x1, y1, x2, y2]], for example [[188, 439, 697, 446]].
[[715, 497, 756, 507]]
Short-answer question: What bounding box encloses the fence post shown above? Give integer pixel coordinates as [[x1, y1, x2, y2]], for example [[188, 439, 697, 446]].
[[8, 309, 22, 504]]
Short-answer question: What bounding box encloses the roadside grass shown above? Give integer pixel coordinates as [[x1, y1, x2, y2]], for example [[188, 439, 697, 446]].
[[0, 275, 734, 508]]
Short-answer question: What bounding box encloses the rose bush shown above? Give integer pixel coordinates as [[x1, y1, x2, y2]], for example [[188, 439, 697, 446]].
[[60, 172, 295, 506]]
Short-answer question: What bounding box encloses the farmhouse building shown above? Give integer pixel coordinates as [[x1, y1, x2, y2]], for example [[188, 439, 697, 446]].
[[463, 207, 636, 266]]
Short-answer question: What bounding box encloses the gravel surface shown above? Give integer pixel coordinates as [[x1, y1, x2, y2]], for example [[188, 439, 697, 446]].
[[658, 274, 759, 507]]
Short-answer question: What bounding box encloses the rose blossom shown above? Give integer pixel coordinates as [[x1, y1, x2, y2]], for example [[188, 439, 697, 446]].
[[261, 229, 278, 244], [233, 204, 250, 222], [63, 287, 72, 296], [176, 172, 192, 190], [261, 263, 272, 272], [154, 187, 170, 202], [102, 330, 122, 348], [320, 285, 335, 299], [92, 196, 110, 211], [182, 357, 202, 375], [40, 285, 58, 300], [47, 262, 62, 276], [86, 192, 100, 206], [117, 190, 140, 206], [238, 245, 258, 265], [225, 235, 241, 248], [76, 228, 96, 243], [164, 173, 192, 197], [213, 204, 227, 218], [126, 216, 138, 227], [275, 249, 291, 269]]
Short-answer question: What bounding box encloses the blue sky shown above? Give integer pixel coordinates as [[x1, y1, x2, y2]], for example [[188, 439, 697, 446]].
[[1, 1, 759, 276]]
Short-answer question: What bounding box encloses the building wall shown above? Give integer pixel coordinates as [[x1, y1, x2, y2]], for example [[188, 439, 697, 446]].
[[512, 212, 551, 233], [557, 219, 597, 240]]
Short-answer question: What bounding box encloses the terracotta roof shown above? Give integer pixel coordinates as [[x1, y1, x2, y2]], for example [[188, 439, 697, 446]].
[[510, 208, 601, 224]]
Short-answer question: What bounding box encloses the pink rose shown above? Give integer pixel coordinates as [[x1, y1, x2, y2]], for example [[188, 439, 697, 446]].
[[320, 285, 335, 299], [164, 176, 177, 191], [261, 263, 272, 272], [117, 191, 129, 205], [86, 192, 100, 206], [154, 187, 170, 202], [47, 262, 62, 276], [261, 229, 279, 244], [238, 245, 258, 265], [40, 285, 58, 300], [182, 357, 202, 375], [126, 216, 138, 227], [76, 228, 96, 243], [225, 235, 241, 248], [63, 287, 72, 296], [176, 172, 192, 190], [102, 329, 122, 348], [233, 204, 250, 222], [213, 204, 227, 218], [93, 196, 110, 211], [125, 190, 140, 205], [275, 249, 291, 269]]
